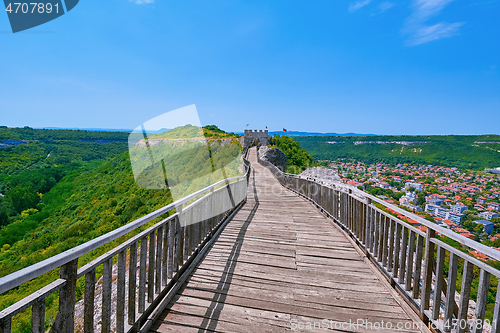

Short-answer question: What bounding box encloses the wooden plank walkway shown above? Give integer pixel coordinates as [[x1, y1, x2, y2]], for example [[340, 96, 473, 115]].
[[150, 148, 429, 333]]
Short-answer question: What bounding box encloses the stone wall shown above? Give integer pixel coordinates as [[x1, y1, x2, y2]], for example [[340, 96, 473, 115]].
[[243, 129, 271, 150]]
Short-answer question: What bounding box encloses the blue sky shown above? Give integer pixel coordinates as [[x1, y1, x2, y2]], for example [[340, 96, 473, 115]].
[[0, 0, 499, 135]]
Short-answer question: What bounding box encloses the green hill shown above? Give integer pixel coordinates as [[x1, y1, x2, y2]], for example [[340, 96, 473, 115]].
[[0, 125, 243, 332], [294, 135, 500, 170]]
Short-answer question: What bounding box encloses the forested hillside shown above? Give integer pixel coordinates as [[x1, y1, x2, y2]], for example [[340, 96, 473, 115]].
[[294, 134, 500, 170], [270, 135, 318, 173], [0, 125, 242, 332]]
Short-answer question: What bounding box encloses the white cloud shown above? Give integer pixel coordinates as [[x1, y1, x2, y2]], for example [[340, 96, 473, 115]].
[[410, 0, 455, 20], [378, 2, 395, 13], [348, 0, 372, 13], [370, 2, 395, 15], [131, 0, 154, 4], [407, 22, 465, 45], [403, 0, 464, 46]]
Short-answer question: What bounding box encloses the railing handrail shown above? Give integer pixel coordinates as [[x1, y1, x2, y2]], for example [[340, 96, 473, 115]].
[[258, 153, 500, 262], [0, 158, 250, 295]]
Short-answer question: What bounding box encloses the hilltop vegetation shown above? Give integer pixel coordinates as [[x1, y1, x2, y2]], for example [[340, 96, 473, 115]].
[[148, 124, 241, 140], [294, 135, 500, 171], [270, 135, 318, 173]]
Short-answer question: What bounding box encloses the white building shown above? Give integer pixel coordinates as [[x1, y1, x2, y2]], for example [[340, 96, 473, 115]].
[[479, 211, 499, 221], [451, 204, 468, 214], [425, 204, 464, 223], [405, 182, 423, 191]]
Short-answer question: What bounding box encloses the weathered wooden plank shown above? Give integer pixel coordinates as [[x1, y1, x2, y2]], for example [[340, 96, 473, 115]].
[[150, 146, 429, 333], [185, 281, 406, 315]]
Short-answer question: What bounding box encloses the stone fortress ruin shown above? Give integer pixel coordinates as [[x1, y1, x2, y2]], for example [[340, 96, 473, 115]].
[[243, 129, 271, 150]]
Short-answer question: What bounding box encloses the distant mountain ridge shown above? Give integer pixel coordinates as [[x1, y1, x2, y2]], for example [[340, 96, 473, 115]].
[[42, 127, 134, 133], [235, 130, 376, 136], [269, 131, 376, 137], [38, 127, 375, 137]]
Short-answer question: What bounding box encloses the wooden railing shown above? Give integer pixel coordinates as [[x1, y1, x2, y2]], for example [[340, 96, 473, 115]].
[[0, 158, 251, 333], [258, 154, 500, 333]]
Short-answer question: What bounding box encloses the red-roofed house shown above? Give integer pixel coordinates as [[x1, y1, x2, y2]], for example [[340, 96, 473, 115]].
[[469, 251, 488, 261]]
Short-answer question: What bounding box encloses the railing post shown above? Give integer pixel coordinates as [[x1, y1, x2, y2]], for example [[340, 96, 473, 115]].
[[84, 269, 96, 333], [31, 297, 45, 333], [116, 250, 126, 333], [432, 246, 445, 321], [148, 230, 156, 303], [138, 237, 147, 313], [0, 319, 11, 333], [155, 225, 163, 295], [474, 269, 491, 333], [399, 227, 408, 284], [365, 198, 372, 253], [393, 223, 402, 279], [128, 242, 137, 325], [54, 258, 78, 333], [457, 260, 474, 333], [387, 219, 395, 273], [167, 219, 175, 279], [492, 279, 500, 333], [102, 257, 112, 333], [382, 215, 389, 267], [444, 253, 459, 332], [420, 228, 435, 321], [348, 190, 352, 228], [405, 231, 415, 292], [412, 234, 424, 299]]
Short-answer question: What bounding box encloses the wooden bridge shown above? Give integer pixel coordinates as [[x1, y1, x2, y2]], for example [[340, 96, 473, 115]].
[[1, 146, 499, 333], [149, 147, 427, 332]]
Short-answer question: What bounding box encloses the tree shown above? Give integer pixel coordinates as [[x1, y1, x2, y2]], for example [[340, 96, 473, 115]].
[[6, 187, 40, 214], [474, 224, 484, 233], [462, 199, 473, 207], [0, 205, 8, 227], [417, 192, 426, 206]]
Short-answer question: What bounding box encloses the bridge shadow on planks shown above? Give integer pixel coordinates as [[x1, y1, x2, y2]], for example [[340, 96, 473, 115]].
[[152, 168, 259, 332], [196, 168, 259, 332]]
